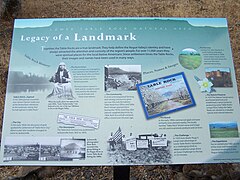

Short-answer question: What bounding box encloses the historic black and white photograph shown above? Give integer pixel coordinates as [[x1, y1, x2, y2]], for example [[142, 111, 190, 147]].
[[40, 145, 61, 161], [104, 65, 141, 91], [4, 137, 69, 162], [3, 137, 40, 162], [47, 62, 74, 99], [7, 70, 51, 93], [39, 138, 62, 161], [107, 127, 171, 164], [60, 139, 86, 160]]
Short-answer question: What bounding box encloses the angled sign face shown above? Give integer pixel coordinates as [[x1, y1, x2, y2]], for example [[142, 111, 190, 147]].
[[1, 18, 240, 166]]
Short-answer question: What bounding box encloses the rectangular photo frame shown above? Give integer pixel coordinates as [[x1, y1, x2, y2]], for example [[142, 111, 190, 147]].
[[137, 72, 195, 119], [209, 122, 239, 138], [205, 67, 233, 87], [60, 138, 86, 161], [104, 65, 142, 91]]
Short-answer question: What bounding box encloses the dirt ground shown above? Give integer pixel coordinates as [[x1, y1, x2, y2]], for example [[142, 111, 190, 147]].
[[0, 0, 240, 179]]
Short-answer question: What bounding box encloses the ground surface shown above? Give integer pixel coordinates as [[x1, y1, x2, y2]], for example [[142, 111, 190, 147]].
[[0, 0, 240, 179]]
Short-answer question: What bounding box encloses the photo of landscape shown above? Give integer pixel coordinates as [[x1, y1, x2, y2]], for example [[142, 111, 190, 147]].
[[105, 65, 141, 91], [138, 73, 195, 118], [179, 48, 202, 70], [209, 122, 239, 138]]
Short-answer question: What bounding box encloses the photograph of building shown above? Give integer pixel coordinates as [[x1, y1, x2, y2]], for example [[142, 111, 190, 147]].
[[205, 67, 233, 87], [60, 139, 86, 160]]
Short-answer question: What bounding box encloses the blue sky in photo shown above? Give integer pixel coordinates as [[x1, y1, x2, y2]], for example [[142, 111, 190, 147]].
[[205, 67, 230, 73], [209, 122, 238, 129]]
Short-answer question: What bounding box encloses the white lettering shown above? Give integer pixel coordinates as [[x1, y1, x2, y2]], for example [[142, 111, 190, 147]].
[[73, 32, 137, 41], [20, 35, 50, 43]]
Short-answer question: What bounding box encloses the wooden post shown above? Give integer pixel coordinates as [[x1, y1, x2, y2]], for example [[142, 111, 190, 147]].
[[113, 166, 130, 180]]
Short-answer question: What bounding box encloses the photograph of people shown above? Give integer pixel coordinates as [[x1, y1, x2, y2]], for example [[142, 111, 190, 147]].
[[47, 62, 73, 99]]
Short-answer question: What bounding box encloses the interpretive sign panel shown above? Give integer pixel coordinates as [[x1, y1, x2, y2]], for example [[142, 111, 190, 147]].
[[1, 18, 240, 165]]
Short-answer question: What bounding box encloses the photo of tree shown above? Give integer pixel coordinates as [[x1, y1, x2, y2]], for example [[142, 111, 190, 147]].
[[137, 72, 195, 119]]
